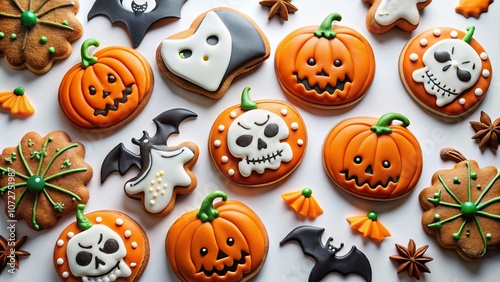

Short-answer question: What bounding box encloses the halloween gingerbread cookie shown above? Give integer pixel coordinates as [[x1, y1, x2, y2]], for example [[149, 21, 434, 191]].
[[166, 190, 268, 282], [456, 0, 493, 18], [363, 0, 432, 33], [0, 0, 83, 74], [399, 26, 492, 118], [0, 130, 92, 230], [419, 148, 500, 261], [323, 112, 423, 201], [275, 13, 375, 109], [208, 87, 307, 187], [59, 38, 153, 132], [101, 108, 199, 216], [53, 204, 149, 281], [156, 7, 270, 99]]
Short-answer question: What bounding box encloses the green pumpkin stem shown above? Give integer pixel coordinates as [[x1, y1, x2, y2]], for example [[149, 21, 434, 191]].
[[80, 38, 100, 69], [76, 204, 93, 231], [13, 87, 25, 96], [314, 13, 342, 39], [370, 112, 410, 135], [197, 191, 228, 222], [463, 26, 475, 44], [241, 86, 257, 111]]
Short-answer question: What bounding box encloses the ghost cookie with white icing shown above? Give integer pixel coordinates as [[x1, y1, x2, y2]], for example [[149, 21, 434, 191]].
[[156, 7, 270, 99], [399, 26, 492, 119], [208, 87, 307, 187], [53, 204, 149, 282], [363, 0, 432, 33]]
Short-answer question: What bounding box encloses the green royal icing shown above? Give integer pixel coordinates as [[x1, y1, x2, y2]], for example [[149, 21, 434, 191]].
[[301, 188, 313, 198], [39, 36, 47, 44], [10, 33, 17, 40], [197, 191, 228, 222], [0, 32, 4, 39], [48, 46, 55, 54]]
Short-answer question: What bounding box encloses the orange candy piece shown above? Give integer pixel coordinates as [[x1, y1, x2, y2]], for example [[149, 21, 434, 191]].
[[347, 211, 391, 242], [282, 188, 323, 219], [0, 87, 34, 116]]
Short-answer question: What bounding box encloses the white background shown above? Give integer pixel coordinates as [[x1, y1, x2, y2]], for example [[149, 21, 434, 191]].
[[1, 0, 499, 281]]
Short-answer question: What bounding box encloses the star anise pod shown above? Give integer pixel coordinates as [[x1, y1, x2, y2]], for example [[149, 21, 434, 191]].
[[470, 111, 500, 152], [259, 0, 298, 21], [0, 235, 30, 272], [389, 239, 432, 280]]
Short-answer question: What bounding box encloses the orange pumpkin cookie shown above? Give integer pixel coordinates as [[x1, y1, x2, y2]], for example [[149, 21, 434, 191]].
[[208, 87, 307, 187], [275, 12, 375, 109], [419, 148, 500, 261], [166, 190, 268, 282], [399, 26, 492, 119], [0, 130, 92, 230], [323, 112, 422, 200], [53, 204, 149, 281], [0, 0, 83, 74], [363, 0, 432, 33], [456, 0, 493, 18], [59, 38, 153, 132]]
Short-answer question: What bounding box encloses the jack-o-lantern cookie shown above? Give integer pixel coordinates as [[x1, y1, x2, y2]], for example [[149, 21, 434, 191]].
[[0, 130, 92, 230], [363, 0, 432, 33], [209, 87, 307, 187], [59, 38, 153, 132], [156, 7, 270, 99], [275, 13, 375, 109], [419, 148, 500, 261], [54, 204, 149, 281], [399, 26, 492, 118], [166, 190, 268, 282], [323, 112, 423, 200]]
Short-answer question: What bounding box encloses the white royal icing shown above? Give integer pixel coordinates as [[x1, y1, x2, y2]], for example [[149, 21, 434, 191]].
[[161, 11, 232, 92], [119, 0, 157, 14], [125, 147, 195, 213], [375, 0, 427, 25]]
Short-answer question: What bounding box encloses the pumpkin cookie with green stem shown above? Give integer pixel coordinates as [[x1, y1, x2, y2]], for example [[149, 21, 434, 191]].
[[0, 130, 92, 230], [0, 0, 83, 74]]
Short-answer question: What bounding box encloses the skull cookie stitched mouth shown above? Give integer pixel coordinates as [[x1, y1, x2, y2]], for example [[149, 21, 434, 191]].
[[94, 85, 134, 116], [340, 170, 400, 189], [198, 251, 249, 277], [245, 149, 284, 165], [84, 261, 123, 282], [422, 70, 459, 97], [294, 72, 351, 95]]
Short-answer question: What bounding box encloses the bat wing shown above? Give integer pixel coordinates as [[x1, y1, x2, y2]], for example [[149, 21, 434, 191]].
[[280, 225, 329, 262], [88, 0, 187, 47], [101, 143, 141, 183], [149, 108, 198, 146], [309, 246, 372, 282]]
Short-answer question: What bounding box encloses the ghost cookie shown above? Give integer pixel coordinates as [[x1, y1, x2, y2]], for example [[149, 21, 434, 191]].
[[101, 108, 199, 216], [363, 0, 432, 33], [399, 26, 492, 119], [0, 0, 83, 74], [419, 148, 500, 261], [208, 87, 307, 187], [156, 7, 270, 99], [53, 204, 149, 281]]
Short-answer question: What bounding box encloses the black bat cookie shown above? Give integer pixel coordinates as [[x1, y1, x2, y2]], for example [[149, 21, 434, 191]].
[[280, 225, 372, 282], [88, 0, 187, 47]]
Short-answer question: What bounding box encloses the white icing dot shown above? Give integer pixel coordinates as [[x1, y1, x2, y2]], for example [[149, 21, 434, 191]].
[[433, 28, 441, 36], [281, 108, 288, 116], [156, 186, 161, 192], [480, 52, 488, 60], [419, 38, 428, 47], [221, 156, 229, 163], [482, 69, 490, 78], [459, 98, 466, 105], [149, 200, 155, 206], [95, 217, 102, 223], [228, 169, 235, 176], [131, 242, 138, 249], [161, 190, 165, 195], [148, 187, 153, 193], [116, 218, 124, 226], [150, 180, 155, 185], [297, 139, 304, 146], [450, 30, 458, 38], [130, 262, 137, 268], [67, 232, 74, 238], [125, 230, 132, 238], [159, 171, 164, 176], [218, 125, 225, 132], [291, 122, 299, 131], [475, 88, 483, 96], [62, 272, 69, 278], [214, 140, 221, 147], [157, 178, 162, 183], [163, 184, 168, 188], [230, 111, 237, 118], [57, 258, 64, 265], [153, 193, 158, 199], [409, 53, 419, 62], [57, 239, 64, 247]]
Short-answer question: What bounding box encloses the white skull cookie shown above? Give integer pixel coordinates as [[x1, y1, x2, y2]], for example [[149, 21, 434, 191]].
[[399, 26, 492, 118], [209, 87, 307, 186], [53, 205, 149, 282]]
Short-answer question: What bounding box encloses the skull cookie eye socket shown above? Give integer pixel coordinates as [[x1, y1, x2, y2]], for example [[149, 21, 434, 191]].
[[457, 68, 472, 82], [307, 58, 316, 66], [236, 135, 253, 147], [99, 239, 120, 254], [434, 50, 451, 63], [354, 156, 362, 164], [76, 251, 93, 266], [179, 49, 192, 59], [206, 35, 219, 46], [264, 123, 279, 138]]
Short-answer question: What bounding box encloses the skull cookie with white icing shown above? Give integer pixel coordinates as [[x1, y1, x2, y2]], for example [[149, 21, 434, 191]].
[[399, 26, 492, 118], [53, 205, 149, 282], [209, 87, 307, 186]]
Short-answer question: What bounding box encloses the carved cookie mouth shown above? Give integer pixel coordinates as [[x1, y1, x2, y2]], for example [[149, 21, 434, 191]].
[[198, 251, 249, 277], [340, 170, 399, 189], [422, 70, 459, 96], [245, 150, 284, 165], [83, 261, 123, 282], [294, 73, 351, 95], [94, 84, 134, 116]]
